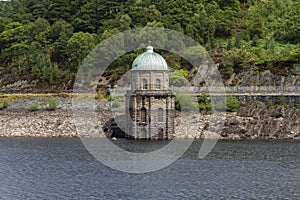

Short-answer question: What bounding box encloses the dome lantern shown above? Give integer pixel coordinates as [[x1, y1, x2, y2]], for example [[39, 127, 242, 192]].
[[146, 45, 154, 53], [146, 41, 154, 53]]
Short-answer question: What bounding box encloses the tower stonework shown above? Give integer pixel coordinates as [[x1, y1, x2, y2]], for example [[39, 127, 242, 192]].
[[125, 45, 175, 140]]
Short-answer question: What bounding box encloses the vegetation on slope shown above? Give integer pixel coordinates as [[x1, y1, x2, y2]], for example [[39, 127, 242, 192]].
[[0, 0, 299, 90]]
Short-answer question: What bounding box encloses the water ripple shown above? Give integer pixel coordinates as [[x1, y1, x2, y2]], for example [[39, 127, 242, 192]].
[[0, 138, 299, 199]]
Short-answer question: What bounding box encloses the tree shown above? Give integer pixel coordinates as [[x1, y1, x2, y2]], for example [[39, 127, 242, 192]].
[[0, 0, 14, 19], [47, 20, 73, 64], [216, 0, 240, 12], [279, 1, 300, 43], [72, 1, 97, 33], [66, 32, 96, 72], [99, 28, 120, 41], [48, 0, 72, 23], [186, 3, 216, 44], [51, 31, 69, 64], [128, 3, 162, 27], [0, 22, 30, 60], [0, 17, 12, 33], [10, 0, 34, 23], [47, 20, 74, 43], [116, 14, 131, 31], [214, 0, 241, 37], [28, 18, 50, 45], [169, 69, 189, 86], [245, 12, 265, 38]]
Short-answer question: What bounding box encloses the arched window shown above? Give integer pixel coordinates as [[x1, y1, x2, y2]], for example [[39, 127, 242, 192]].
[[129, 108, 134, 121], [156, 79, 161, 90], [142, 79, 148, 90], [158, 108, 163, 122], [158, 128, 164, 139], [141, 128, 147, 139], [141, 107, 147, 123]]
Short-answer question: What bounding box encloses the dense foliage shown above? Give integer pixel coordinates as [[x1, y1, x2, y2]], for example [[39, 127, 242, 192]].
[[225, 95, 241, 112], [0, 0, 299, 90]]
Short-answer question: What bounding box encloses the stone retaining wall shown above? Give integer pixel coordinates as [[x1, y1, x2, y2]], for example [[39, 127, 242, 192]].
[[0, 96, 300, 139]]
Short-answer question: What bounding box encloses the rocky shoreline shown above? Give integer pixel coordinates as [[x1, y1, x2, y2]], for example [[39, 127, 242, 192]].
[[0, 99, 300, 139], [223, 102, 300, 140]]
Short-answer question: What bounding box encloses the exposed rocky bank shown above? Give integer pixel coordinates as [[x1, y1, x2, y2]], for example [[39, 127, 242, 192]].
[[223, 102, 300, 139], [0, 97, 299, 139]]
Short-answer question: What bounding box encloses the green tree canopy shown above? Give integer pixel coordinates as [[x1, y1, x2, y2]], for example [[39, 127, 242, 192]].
[[66, 32, 96, 72]]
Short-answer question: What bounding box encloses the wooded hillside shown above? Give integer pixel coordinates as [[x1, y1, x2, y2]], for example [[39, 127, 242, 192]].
[[0, 0, 299, 90]]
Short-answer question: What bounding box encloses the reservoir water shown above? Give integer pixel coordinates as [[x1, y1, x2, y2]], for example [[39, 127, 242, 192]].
[[0, 138, 299, 199]]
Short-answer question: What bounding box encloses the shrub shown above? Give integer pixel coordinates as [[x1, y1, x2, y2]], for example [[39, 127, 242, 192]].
[[110, 95, 124, 108], [111, 99, 120, 108], [169, 69, 189, 86], [3, 101, 8, 108], [175, 92, 198, 112], [278, 95, 286, 105], [29, 103, 39, 112], [96, 88, 107, 100], [198, 93, 212, 112], [0, 104, 3, 110], [226, 96, 241, 112], [267, 100, 273, 108], [252, 65, 259, 75], [0, 101, 9, 110], [47, 98, 58, 111]]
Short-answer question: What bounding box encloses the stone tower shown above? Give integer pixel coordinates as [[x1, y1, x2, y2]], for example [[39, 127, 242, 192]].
[[125, 44, 175, 140]]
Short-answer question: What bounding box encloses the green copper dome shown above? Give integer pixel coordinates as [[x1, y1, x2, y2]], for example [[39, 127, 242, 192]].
[[131, 45, 168, 71]]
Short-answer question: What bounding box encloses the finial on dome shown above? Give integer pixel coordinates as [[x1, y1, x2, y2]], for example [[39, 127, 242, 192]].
[[146, 41, 154, 53]]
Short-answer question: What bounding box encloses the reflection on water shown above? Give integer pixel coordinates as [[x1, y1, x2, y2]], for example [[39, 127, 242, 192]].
[[110, 139, 172, 153], [0, 138, 299, 199]]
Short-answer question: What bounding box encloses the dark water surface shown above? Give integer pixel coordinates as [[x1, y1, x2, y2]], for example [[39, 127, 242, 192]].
[[0, 138, 299, 199]]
